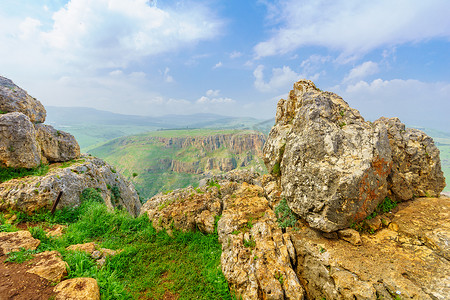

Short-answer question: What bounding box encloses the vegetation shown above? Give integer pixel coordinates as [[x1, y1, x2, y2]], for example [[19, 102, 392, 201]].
[[274, 198, 298, 229], [88, 129, 267, 200], [0, 189, 232, 299], [0, 164, 49, 183], [351, 197, 398, 233]]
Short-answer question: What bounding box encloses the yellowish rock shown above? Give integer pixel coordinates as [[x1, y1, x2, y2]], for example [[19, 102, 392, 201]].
[[0, 230, 40, 254], [54, 277, 100, 300], [27, 251, 68, 282]]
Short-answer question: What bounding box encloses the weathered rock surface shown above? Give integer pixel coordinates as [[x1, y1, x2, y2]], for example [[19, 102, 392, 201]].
[[0, 76, 46, 123], [0, 155, 141, 216], [290, 197, 449, 300], [35, 123, 80, 164], [27, 251, 68, 282], [263, 80, 393, 232], [54, 277, 100, 300], [0, 230, 41, 254], [375, 117, 446, 201], [0, 112, 42, 168], [141, 172, 305, 299]]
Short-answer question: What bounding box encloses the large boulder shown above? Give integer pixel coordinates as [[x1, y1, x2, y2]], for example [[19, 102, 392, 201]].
[[264, 80, 392, 232], [0, 155, 141, 216], [0, 76, 46, 123], [0, 112, 42, 168], [35, 123, 80, 163], [375, 117, 446, 201]]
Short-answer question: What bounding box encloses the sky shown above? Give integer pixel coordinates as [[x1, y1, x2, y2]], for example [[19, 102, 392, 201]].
[[1, 0, 449, 131]]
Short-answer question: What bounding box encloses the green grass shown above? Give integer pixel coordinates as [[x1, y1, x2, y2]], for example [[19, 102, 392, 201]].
[[1, 189, 232, 300], [274, 198, 298, 229], [0, 164, 49, 183]]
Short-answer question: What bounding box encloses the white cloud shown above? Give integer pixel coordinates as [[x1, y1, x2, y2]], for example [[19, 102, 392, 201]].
[[19, 17, 41, 39], [229, 51, 242, 59], [213, 61, 223, 69], [336, 78, 450, 131], [206, 89, 220, 97], [197, 90, 234, 104], [255, 0, 450, 60], [163, 68, 174, 83], [253, 65, 301, 92], [343, 61, 379, 83]]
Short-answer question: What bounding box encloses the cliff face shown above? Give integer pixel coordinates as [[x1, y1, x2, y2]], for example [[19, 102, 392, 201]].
[[89, 130, 267, 199]]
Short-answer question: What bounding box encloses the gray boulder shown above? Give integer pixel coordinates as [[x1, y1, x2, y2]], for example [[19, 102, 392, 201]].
[[375, 117, 446, 201], [264, 80, 393, 232], [0, 112, 42, 168], [35, 123, 80, 164], [0, 155, 141, 217], [0, 76, 46, 123]]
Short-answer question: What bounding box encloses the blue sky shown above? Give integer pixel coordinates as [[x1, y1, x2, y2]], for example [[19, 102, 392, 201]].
[[1, 0, 449, 131]]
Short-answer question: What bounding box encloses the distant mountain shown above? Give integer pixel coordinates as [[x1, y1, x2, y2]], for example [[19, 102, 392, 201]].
[[46, 106, 271, 151]]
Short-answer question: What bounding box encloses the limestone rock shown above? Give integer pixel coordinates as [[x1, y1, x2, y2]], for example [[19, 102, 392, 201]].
[[0, 155, 141, 216], [27, 251, 68, 282], [46, 224, 67, 238], [0, 230, 40, 254], [35, 123, 80, 164], [140, 185, 223, 234], [337, 228, 362, 246], [375, 117, 446, 201], [0, 112, 42, 168], [54, 277, 100, 300], [0, 76, 46, 123], [263, 80, 392, 232], [66, 242, 97, 254], [290, 197, 450, 300], [217, 183, 305, 299]]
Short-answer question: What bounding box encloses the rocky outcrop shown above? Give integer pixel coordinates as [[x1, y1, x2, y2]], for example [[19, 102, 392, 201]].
[[0, 112, 42, 168], [0, 76, 46, 123], [0, 155, 141, 216], [375, 117, 446, 201], [35, 123, 80, 163], [264, 80, 393, 232], [263, 80, 445, 232], [141, 172, 304, 299], [141, 168, 449, 300], [0, 76, 80, 169]]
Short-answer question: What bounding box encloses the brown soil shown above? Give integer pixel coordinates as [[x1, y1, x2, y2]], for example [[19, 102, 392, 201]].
[[0, 254, 56, 300]]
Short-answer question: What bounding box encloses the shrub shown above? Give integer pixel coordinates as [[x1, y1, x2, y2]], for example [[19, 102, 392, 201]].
[[274, 198, 297, 229]]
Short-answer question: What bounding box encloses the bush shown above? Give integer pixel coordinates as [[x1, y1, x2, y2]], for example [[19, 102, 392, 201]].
[[274, 198, 297, 228]]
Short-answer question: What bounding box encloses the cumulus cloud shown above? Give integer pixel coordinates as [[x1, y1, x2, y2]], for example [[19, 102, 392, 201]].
[[197, 90, 234, 104], [343, 61, 379, 83], [336, 78, 450, 131], [254, 65, 301, 92], [213, 61, 223, 69], [255, 0, 450, 60], [229, 51, 242, 59]]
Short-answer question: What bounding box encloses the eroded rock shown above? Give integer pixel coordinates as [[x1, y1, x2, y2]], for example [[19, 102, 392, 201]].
[[0, 230, 40, 254], [35, 123, 80, 164], [263, 80, 392, 232], [0, 76, 46, 123], [290, 197, 450, 300], [27, 251, 68, 282], [375, 117, 446, 201], [53, 277, 100, 300], [0, 112, 42, 168], [0, 155, 141, 216]]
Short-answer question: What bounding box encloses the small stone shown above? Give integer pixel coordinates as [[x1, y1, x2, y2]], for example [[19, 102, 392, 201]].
[[366, 216, 383, 232], [91, 250, 102, 260], [388, 222, 399, 232], [66, 242, 96, 255], [337, 228, 362, 246], [53, 277, 100, 300], [46, 225, 67, 238]]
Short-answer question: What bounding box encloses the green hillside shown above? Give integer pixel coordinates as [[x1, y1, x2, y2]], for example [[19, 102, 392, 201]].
[[89, 129, 267, 201]]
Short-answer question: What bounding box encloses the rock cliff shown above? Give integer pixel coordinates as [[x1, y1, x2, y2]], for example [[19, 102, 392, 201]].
[[0, 76, 141, 216]]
